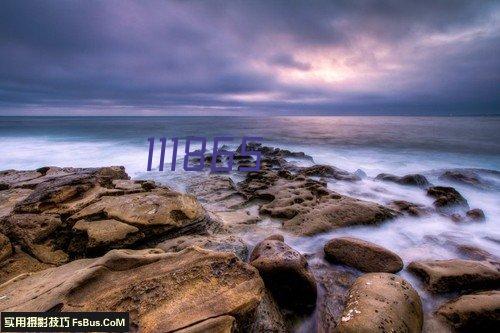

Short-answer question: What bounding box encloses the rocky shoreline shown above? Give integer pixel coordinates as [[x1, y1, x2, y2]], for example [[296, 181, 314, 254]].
[[0, 144, 499, 332]]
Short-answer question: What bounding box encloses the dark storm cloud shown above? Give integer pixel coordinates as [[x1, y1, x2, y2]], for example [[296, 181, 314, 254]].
[[0, 0, 498, 115]]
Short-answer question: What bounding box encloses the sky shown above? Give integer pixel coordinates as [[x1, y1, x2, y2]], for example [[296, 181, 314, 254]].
[[0, 0, 499, 116]]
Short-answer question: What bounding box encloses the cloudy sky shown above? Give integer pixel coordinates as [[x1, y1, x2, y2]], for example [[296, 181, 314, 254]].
[[1, 0, 499, 115]]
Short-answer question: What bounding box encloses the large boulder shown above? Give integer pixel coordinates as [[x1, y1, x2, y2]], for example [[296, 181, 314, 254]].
[[324, 237, 403, 273], [336, 273, 423, 333], [408, 259, 500, 293], [436, 290, 500, 332], [375, 173, 430, 187], [0, 247, 265, 332], [426, 186, 469, 213], [249, 235, 317, 313]]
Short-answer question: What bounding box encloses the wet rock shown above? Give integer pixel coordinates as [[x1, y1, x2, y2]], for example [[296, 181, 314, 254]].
[[354, 169, 367, 179], [436, 290, 500, 332], [456, 244, 497, 261], [324, 237, 403, 273], [375, 173, 430, 187], [0, 247, 52, 284], [251, 290, 287, 333], [68, 188, 213, 239], [0, 247, 264, 332], [71, 219, 144, 256], [438, 169, 497, 190], [466, 208, 486, 221], [1, 213, 69, 265], [310, 258, 358, 333], [408, 259, 500, 293], [0, 169, 44, 189], [157, 233, 249, 260], [0, 232, 12, 262], [337, 273, 423, 333], [298, 165, 360, 181], [175, 315, 235, 333], [427, 186, 469, 213], [249, 236, 317, 313], [388, 200, 431, 217]]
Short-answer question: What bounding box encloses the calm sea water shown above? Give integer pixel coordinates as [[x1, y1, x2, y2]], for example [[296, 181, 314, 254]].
[[1, 116, 499, 329]]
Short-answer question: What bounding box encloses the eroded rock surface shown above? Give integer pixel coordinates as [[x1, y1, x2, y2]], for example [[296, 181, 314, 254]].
[[336, 273, 423, 333], [249, 236, 317, 313], [157, 233, 249, 260], [408, 259, 500, 293], [0, 232, 12, 262], [324, 237, 403, 273], [0, 247, 264, 332], [0, 167, 214, 266], [240, 170, 397, 236]]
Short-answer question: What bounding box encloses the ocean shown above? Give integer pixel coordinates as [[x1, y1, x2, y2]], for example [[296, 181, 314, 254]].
[[1, 115, 499, 329]]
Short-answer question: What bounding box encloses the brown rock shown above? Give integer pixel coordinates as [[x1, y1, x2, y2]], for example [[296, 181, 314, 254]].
[[175, 316, 236, 333], [250, 290, 287, 333], [439, 169, 494, 190], [376, 173, 430, 187], [337, 273, 423, 333], [187, 176, 246, 211], [13, 167, 128, 213], [466, 208, 486, 221], [157, 233, 249, 260], [71, 219, 144, 255], [298, 165, 360, 181], [250, 237, 317, 313], [324, 237, 403, 273], [0, 232, 12, 262], [388, 200, 431, 216], [0, 247, 52, 284], [427, 186, 469, 213], [1, 214, 68, 265], [0, 247, 264, 332], [310, 258, 358, 333], [436, 290, 500, 332], [69, 188, 212, 238], [0, 188, 32, 219], [408, 259, 500, 293], [243, 172, 396, 236]]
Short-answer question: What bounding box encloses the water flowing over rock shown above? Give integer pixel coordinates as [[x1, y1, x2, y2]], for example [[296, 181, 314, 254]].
[[239, 170, 397, 236], [0, 247, 265, 332], [426, 186, 470, 213], [436, 290, 500, 332], [249, 236, 317, 314], [336, 273, 423, 333], [408, 259, 500, 293], [324, 237, 403, 273], [375, 173, 430, 187]]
